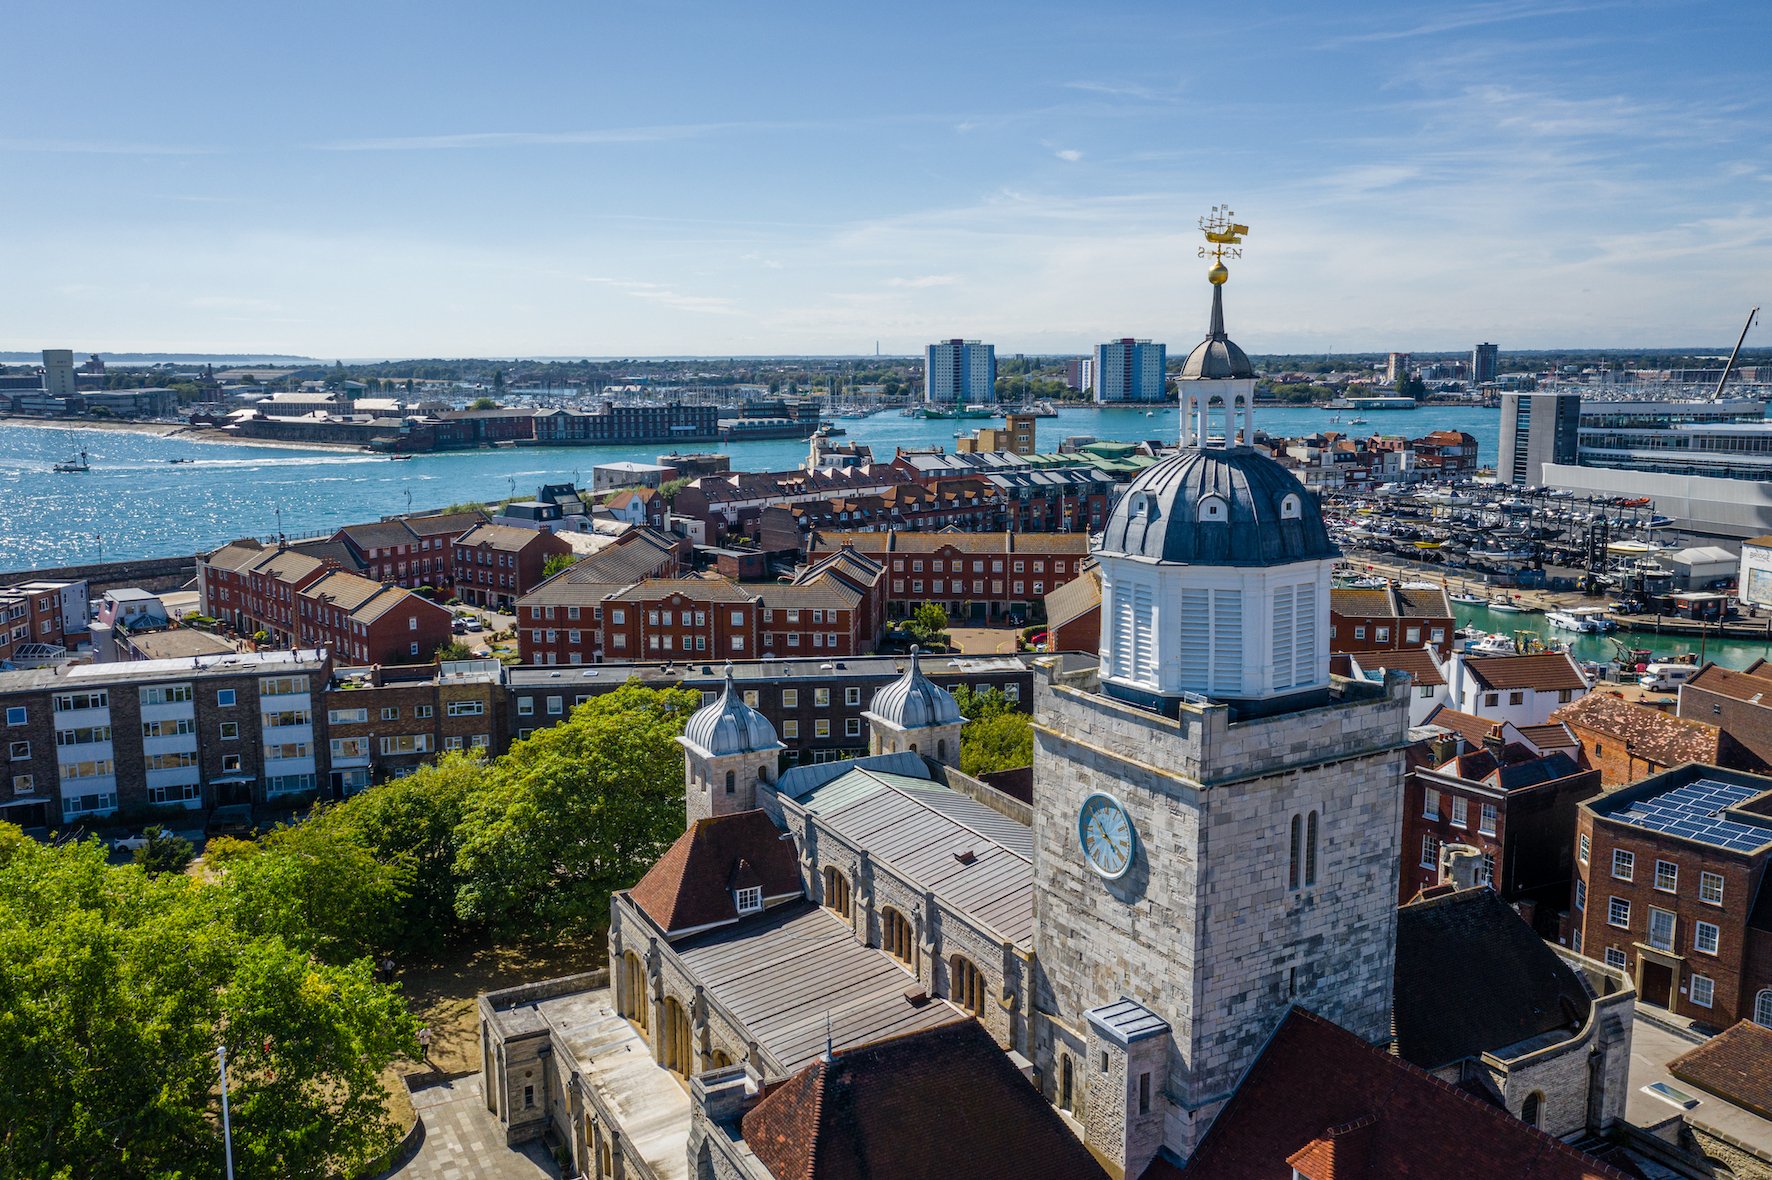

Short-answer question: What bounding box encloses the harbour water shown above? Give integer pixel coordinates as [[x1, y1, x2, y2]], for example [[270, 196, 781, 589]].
[[1445, 601, 1772, 670], [0, 404, 1504, 571]]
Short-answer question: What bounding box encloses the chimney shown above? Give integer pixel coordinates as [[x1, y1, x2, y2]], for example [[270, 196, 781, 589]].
[[1439, 843, 1484, 891], [1482, 723, 1507, 761]]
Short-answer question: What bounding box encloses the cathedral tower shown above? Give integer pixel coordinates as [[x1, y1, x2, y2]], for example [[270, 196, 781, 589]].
[[1029, 213, 1408, 1176]]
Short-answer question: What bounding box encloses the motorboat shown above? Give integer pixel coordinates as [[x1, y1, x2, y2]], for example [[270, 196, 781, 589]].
[[1449, 592, 1488, 605], [1547, 607, 1615, 633], [1466, 632, 1517, 656], [1488, 598, 1534, 614]]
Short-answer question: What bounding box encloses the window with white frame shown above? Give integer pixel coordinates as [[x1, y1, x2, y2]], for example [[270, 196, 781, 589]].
[[1695, 921, 1720, 955], [1422, 788, 1440, 820], [1612, 849, 1634, 881], [1654, 860, 1678, 893], [1700, 871, 1724, 905], [1420, 834, 1439, 869], [1690, 974, 1714, 1008], [1579, 833, 1589, 864], [1648, 908, 1676, 951], [1479, 802, 1497, 836], [1451, 797, 1468, 828], [1575, 880, 1585, 910], [735, 886, 762, 914], [1608, 897, 1630, 928], [1604, 947, 1627, 970]]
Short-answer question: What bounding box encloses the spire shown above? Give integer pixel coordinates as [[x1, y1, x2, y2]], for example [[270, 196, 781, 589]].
[[1207, 281, 1227, 341]]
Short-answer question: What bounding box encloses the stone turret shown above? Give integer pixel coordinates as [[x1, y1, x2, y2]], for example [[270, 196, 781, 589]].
[[677, 664, 783, 822], [863, 646, 965, 767]]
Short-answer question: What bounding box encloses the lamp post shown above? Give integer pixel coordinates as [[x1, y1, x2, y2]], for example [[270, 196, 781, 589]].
[[218, 1045, 236, 1180]]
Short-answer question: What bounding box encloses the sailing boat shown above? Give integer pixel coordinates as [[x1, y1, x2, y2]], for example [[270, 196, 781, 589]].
[[53, 448, 91, 473]]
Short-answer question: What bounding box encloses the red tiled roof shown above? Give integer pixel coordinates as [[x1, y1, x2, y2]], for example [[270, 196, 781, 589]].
[[1394, 586, 1453, 618], [626, 810, 801, 936], [1460, 652, 1589, 692], [1182, 1008, 1628, 1180], [1685, 661, 1772, 705], [1422, 706, 1499, 746], [1669, 1021, 1772, 1121], [1553, 693, 1722, 768], [741, 1019, 1111, 1180], [1518, 722, 1579, 752]]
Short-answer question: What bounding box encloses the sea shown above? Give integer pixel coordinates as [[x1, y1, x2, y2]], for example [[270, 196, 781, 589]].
[[7, 402, 1771, 666]]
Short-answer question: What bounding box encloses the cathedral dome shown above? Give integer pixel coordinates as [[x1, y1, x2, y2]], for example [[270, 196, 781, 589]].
[[1099, 447, 1337, 568], [867, 647, 963, 731], [683, 664, 779, 757]]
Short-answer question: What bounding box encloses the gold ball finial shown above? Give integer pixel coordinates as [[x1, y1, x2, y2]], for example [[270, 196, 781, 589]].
[[1207, 262, 1229, 285]]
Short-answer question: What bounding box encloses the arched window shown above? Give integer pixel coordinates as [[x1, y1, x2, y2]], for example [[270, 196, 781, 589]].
[[1060, 1054, 1075, 1112], [823, 866, 852, 918], [1522, 1091, 1544, 1128], [711, 1049, 733, 1069], [620, 951, 648, 1032], [1757, 989, 1772, 1028], [661, 996, 693, 1076], [949, 954, 986, 1015], [1198, 494, 1228, 523], [1305, 811, 1320, 888], [882, 906, 915, 966], [1280, 493, 1302, 519], [724, 769, 735, 795], [937, 739, 947, 762], [1288, 815, 1302, 890]]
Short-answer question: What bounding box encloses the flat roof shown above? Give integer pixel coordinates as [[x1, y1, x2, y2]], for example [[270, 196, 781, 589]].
[[1600, 775, 1772, 854], [673, 901, 962, 1076], [0, 648, 325, 693], [507, 653, 1033, 687]]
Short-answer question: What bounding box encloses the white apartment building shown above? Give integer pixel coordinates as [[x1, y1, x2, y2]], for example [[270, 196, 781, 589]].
[[1092, 338, 1167, 403], [924, 339, 995, 404]]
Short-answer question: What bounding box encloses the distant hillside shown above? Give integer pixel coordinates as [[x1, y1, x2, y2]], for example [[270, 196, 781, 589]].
[[0, 353, 316, 365]]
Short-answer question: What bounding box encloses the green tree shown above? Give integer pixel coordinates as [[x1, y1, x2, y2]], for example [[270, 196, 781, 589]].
[[469, 396, 499, 410], [435, 639, 476, 661], [960, 712, 1033, 777], [452, 683, 699, 938], [905, 603, 950, 650], [133, 823, 195, 875], [542, 551, 580, 579], [657, 476, 690, 504], [0, 830, 418, 1178], [491, 369, 506, 393], [210, 814, 412, 966]]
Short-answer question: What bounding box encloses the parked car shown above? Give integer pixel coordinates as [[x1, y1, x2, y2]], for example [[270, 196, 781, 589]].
[[110, 832, 151, 853], [463, 617, 485, 632], [451, 619, 467, 634]]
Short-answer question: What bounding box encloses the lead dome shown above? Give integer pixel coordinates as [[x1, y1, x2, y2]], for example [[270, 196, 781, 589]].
[[866, 647, 963, 731], [682, 664, 779, 757], [1099, 447, 1337, 568]]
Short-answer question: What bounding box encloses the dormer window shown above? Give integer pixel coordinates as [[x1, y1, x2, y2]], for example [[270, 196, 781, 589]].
[[1128, 491, 1159, 519], [1280, 493, 1302, 519], [1198, 494, 1228, 522], [734, 886, 763, 914]]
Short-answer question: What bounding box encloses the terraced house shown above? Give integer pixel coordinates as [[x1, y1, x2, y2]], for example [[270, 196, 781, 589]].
[[808, 529, 1089, 622]]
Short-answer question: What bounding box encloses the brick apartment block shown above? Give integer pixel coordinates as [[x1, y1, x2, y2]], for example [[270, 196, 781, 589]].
[[807, 530, 1089, 622], [451, 523, 574, 610], [1329, 584, 1456, 658]]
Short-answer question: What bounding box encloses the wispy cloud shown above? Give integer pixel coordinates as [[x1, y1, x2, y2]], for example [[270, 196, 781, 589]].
[[884, 275, 959, 288], [1054, 148, 1083, 162], [1062, 80, 1182, 102], [1323, 0, 1627, 46], [580, 276, 741, 316]]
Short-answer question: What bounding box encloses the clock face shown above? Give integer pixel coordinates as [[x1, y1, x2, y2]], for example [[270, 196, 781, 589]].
[[1078, 792, 1135, 879]]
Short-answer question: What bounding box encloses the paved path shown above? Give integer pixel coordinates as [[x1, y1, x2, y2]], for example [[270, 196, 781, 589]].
[[389, 1074, 558, 1180]]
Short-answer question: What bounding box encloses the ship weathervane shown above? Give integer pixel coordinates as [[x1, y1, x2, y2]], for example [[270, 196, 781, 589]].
[[1197, 205, 1249, 285]]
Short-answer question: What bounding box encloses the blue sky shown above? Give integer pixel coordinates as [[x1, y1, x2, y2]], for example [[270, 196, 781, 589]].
[[5, 1, 1768, 357]]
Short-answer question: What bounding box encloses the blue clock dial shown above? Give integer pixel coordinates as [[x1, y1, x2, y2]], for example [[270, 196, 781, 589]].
[[1078, 792, 1135, 879]]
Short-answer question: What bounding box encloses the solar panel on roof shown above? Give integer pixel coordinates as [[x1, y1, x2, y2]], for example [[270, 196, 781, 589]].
[[1612, 777, 1772, 851]]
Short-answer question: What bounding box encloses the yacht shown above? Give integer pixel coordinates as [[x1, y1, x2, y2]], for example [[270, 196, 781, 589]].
[[53, 449, 91, 473], [1449, 591, 1488, 605], [1466, 632, 1518, 656], [1547, 607, 1616, 633], [1488, 597, 1533, 614]]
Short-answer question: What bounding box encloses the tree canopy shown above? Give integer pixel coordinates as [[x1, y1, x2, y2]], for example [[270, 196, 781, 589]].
[[0, 829, 417, 1179], [951, 686, 1033, 778], [452, 683, 700, 937]]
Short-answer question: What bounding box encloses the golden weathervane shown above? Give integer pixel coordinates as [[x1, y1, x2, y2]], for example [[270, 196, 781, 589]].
[[1197, 204, 1249, 286]]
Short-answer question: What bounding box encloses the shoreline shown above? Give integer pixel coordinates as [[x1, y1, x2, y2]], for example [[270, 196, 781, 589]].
[[0, 416, 366, 454]]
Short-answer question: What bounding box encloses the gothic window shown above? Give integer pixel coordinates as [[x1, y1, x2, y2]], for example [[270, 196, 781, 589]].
[[1522, 1091, 1544, 1128], [1757, 990, 1772, 1029], [661, 996, 693, 1076], [1060, 1055, 1075, 1112], [619, 951, 648, 1032], [724, 770, 735, 795], [823, 866, 852, 919], [1288, 815, 1302, 890], [949, 954, 986, 1015]]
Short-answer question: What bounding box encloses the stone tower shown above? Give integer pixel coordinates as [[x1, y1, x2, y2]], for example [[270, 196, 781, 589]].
[[863, 646, 965, 767], [1029, 248, 1408, 1176], [677, 664, 784, 823]]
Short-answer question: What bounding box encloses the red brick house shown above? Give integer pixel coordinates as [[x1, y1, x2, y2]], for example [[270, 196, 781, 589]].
[[297, 571, 454, 665], [1402, 709, 1601, 932], [1044, 566, 1102, 654], [331, 510, 484, 590], [452, 523, 574, 609], [1575, 764, 1772, 1026], [1329, 584, 1455, 658], [1678, 660, 1772, 772], [1554, 691, 1732, 786], [198, 541, 335, 646], [808, 530, 1089, 622]]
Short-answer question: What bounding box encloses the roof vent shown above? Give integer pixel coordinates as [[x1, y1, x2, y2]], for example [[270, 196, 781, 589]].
[[903, 986, 929, 1007], [952, 848, 977, 865]]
